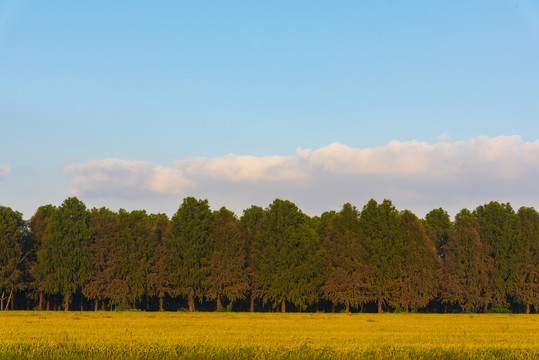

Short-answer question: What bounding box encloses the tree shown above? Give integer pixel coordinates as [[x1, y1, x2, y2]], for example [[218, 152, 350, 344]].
[[474, 202, 519, 308], [359, 199, 400, 313], [43, 197, 92, 311], [205, 207, 249, 310], [148, 213, 170, 311], [28, 205, 55, 309], [83, 207, 125, 310], [116, 209, 158, 308], [239, 205, 265, 312], [255, 199, 322, 312], [0, 206, 25, 310], [320, 203, 372, 312], [440, 209, 490, 312], [166, 197, 212, 312], [396, 210, 438, 312], [515, 207, 539, 313]]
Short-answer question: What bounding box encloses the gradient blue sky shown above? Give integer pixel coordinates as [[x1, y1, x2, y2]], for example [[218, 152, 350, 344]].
[[1, 0, 539, 218]]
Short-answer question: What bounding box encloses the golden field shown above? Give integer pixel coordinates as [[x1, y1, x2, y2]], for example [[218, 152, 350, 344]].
[[1, 312, 538, 359]]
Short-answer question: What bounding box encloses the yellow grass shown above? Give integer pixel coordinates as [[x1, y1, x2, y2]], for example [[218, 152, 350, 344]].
[[1, 312, 538, 359]]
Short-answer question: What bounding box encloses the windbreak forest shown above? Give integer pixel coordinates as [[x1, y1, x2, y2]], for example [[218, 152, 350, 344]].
[[1, 197, 538, 314]]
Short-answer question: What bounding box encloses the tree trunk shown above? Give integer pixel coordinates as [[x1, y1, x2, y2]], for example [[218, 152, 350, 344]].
[[7, 289, 14, 310], [331, 304, 335, 313], [81, 297, 84, 311], [526, 303, 530, 314], [1, 291, 4, 311], [360, 303, 364, 313], [405, 305, 409, 314], [377, 299, 382, 313], [159, 296, 164, 311], [94, 300, 98, 311], [39, 292, 44, 310], [250, 295, 254, 312], [102, 300, 105, 311], [345, 303, 350, 313], [216, 294, 222, 310], [46, 298, 50, 311], [188, 295, 195, 312], [64, 294, 69, 311], [281, 298, 286, 313]]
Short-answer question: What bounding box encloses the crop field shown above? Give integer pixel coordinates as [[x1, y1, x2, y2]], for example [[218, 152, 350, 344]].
[[1, 312, 538, 359]]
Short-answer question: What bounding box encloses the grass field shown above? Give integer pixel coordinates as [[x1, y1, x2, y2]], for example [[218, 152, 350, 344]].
[[1, 312, 538, 359]]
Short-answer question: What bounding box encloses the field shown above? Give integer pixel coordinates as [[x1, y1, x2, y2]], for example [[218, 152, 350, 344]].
[[1, 312, 538, 359]]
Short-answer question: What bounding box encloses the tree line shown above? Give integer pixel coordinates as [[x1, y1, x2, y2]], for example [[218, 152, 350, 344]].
[[1, 197, 538, 313]]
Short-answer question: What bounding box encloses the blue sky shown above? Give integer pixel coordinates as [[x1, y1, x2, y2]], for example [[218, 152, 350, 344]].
[[1, 0, 539, 218]]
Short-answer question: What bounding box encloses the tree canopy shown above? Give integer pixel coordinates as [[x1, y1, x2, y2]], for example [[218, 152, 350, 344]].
[[0, 196, 538, 313]]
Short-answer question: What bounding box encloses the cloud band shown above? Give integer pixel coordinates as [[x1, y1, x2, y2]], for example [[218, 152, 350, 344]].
[[63, 136, 539, 214]]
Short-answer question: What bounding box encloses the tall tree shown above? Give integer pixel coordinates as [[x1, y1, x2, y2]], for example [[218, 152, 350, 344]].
[[320, 203, 372, 312], [148, 213, 170, 311], [239, 205, 264, 312], [83, 207, 125, 310], [0, 206, 25, 310], [440, 209, 491, 312], [117, 210, 157, 307], [359, 199, 400, 313], [205, 207, 249, 310], [396, 210, 439, 312], [43, 197, 92, 311], [255, 199, 322, 312], [515, 207, 539, 313], [28, 205, 55, 309], [474, 202, 519, 307], [166, 197, 212, 312]]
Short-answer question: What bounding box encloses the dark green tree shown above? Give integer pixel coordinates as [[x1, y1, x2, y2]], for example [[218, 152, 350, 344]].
[[515, 207, 539, 313], [42, 197, 92, 311], [320, 203, 372, 312], [440, 209, 491, 312], [255, 199, 322, 312], [28, 205, 55, 309], [474, 202, 519, 308], [359, 199, 400, 313], [148, 213, 170, 311], [205, 207, 249, 310], [0, 206, 25, 310], [116, 209, 158, 308], [239, 205, 265, 312], [166, 197, 212, 312]]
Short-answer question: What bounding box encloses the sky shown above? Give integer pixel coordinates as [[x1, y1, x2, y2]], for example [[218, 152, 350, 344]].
[[1, 0, 539, 219]]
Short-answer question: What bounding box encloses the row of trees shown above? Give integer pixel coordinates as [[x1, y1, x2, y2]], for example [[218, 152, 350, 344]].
[[1, 197, 538, 313]]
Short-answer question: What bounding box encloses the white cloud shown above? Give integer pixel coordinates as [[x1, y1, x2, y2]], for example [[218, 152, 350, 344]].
[[298, 140, 466, 178], [63, 154, 306, 199], [63, 158, 192, 198], [0, 165, 11, 179], [63, 136, 539, 216], [298, 135, 539, 180], [175, 154, 307, 182]]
